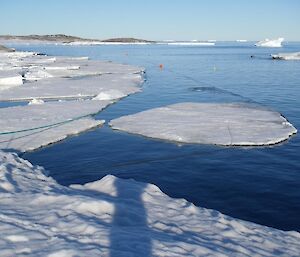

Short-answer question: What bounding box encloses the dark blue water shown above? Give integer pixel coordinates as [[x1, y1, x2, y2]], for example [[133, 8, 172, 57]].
[[10, 42, 300, 231]]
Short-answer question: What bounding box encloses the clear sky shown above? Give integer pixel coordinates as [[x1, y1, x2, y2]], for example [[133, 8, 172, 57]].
[[1, 0, 299, 41]]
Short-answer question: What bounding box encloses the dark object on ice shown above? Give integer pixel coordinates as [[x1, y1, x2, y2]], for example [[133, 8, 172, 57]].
[[0, 44, 15, 52], [250, 55, 255, 58]]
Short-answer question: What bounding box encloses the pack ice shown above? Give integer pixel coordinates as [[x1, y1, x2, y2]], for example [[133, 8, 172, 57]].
[[272, 52, 300, 60], [0, 151, 300, 257], [0, 50, 144, 151], [255, 38, 284, 47], [110, 103, 297, 146]]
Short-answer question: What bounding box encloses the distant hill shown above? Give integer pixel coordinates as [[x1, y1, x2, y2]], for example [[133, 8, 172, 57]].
[[0, 34, 155, 43], [102, 37, 155, 43]]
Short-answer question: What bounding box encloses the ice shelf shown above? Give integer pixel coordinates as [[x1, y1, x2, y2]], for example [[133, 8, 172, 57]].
[[110, 102, 297, 146]]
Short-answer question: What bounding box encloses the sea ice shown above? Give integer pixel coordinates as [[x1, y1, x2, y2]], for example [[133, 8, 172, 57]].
[[0, 70, 23, 90], [255, 38, 284, 47], [0, 49, 145, 151], [110, 102, 297, 146], [272, 52, 300, 60], [0, 74, 142, 101], [0, 100, 108, 152], [0, 151, 300, 256], [167, 42, 215, 46]]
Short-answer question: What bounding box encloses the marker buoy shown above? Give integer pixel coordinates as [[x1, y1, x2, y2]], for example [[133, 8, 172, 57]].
[[159, 64, 164, 69]]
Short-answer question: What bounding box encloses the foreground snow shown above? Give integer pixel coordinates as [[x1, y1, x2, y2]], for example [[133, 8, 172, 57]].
[[255, 38, 284, 47], [110, 103, 297, 146], [0, 151, 300, 257], [272, 52, 300, 60]]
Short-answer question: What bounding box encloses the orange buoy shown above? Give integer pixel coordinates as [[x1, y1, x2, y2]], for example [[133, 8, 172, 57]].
[[159, 64, 164, 69]]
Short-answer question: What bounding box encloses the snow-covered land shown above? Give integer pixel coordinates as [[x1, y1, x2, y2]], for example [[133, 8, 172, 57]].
[[110, 103, 297, 146], [66, 41, 152, 45], [1, 151, 300, 257], [272, 52, 300, 60], [255, 38, 284, 47]]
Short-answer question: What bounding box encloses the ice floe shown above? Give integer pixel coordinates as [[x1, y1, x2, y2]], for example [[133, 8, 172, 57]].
[[0, 74, 142, 101], [0, 70, 23, 90], [0, 100, 109, 152], [0, 49, 144, 151], [167, 42, 215, 46], [0, 150, 300, 256], [110, 102, 297, 146], [272, 52, 300, 60], [255, 38, 284, 47]]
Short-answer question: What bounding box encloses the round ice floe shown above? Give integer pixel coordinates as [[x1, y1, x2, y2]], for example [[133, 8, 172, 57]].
[[110, 103, 297, 146]]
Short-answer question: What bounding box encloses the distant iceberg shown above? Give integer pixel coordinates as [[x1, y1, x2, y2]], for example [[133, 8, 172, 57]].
[[236, 39, 247, 42], [255, 38, 284, 47], [272, 52, 300, 60]]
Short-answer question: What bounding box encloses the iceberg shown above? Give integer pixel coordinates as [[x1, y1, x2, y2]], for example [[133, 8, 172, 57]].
[[0, 151, 300, 256], [110, 102, 297, 146], [271, 52, 300, 60], [255, 38, 284, 47]]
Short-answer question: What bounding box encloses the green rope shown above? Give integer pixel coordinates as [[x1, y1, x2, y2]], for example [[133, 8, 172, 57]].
[[0, 113, 96, 135]]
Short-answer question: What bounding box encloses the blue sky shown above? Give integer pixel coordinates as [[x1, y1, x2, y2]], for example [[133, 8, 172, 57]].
[[1, 0, 299, 41]]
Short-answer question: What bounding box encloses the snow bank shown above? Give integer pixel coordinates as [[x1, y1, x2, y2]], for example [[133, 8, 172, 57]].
[[0, 100, 108, 152], [0, 151, 299, 256], [272, 52, 300, 60], [255, 38, 284, 47], [110, 103, 297, 146]]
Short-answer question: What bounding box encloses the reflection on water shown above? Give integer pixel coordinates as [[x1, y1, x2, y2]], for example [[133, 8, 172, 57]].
[[16, 42, 300, 231]]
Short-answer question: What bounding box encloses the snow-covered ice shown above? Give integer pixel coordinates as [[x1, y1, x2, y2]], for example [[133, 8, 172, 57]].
[[272, 52, 300, 60], [255, 38, 284, 47], [0, 49, 144, 151], [0, 70, 23, 90], [1, 151, 300, 257], [110, 102, 297, 146], [0, 74, 143, 101], [167, 42, 215, 46], [0, 100, 109, 152]]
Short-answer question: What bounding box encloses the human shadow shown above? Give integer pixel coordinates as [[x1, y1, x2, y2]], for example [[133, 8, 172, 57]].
[[110, 177, 152, 257]]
